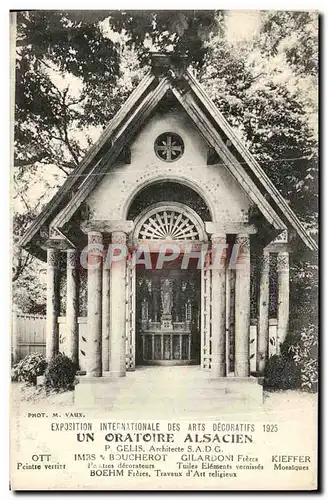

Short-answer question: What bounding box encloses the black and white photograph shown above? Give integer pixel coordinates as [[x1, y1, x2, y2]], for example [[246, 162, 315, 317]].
[[9, 9, 318, 490]]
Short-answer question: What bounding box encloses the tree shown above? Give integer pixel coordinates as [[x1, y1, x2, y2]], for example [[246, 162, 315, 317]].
[[108, 10, 223, 67], [258, 11, 318, 77], [15, 10, 120, 173], [199, 24, 318, 230]]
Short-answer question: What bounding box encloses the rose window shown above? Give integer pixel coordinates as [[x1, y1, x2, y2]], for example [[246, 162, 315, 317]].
[[154, 132, 184, 162]]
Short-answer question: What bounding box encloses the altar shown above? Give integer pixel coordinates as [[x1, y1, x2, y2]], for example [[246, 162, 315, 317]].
[[136, 268, 200, 365]]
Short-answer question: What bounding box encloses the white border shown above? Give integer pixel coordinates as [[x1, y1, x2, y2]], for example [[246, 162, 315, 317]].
[[2, 4, 324, 499]]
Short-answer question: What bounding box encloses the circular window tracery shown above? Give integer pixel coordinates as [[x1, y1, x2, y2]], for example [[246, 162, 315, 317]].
[[134, 202, 207, 242], [154, 132, 184, 162]]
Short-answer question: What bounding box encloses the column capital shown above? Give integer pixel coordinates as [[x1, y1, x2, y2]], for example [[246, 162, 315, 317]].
[[66, 248, 79, 269], [277, 251, 289, 272], [235, 233, 250, 253], [87, 231, 103, 245], [261, 250, 270, 270], [47, 248, 61, 268], [111, 230, 127, 245], [210, 233, 226, 244], [87, 231, 103, 377]]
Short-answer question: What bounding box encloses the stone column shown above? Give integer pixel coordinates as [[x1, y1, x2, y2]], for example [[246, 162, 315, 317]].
[[277, 251, 290, 349], [110, 231, 127, 377], [210, 234, 227, 378], [87, 232, 103, 377], [234, 234, 251, 377], [66, 249, 79, 368], [102, 252, 110, 372], [46, 248, 60, 361], [257, 251, 270, 374]]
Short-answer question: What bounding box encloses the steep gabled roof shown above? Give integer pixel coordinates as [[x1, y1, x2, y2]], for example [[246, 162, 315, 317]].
[[19, 57, 317, 255]]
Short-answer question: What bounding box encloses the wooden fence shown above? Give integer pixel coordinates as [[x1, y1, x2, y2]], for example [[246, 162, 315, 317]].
[[12, 313, 46, 363]]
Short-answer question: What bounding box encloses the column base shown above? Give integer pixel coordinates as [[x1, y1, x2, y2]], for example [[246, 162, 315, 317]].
[[225, 376, 263, 405], [85, 371, 102, 378], [109, 371, 126, 378], [256, 358, 267, 375], [234, 361, 250, 378], [210, 362, 226, 378]]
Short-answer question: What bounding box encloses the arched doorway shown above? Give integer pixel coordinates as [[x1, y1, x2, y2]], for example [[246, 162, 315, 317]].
[[127, 201, 208, 367]]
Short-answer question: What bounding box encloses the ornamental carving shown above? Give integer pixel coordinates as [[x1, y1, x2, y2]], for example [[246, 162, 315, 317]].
[[88, 232, 103, 245], [277, 252, 289, 272], [67, 249, 78, 269], [134, 203, 206, 241], [47, 249, 60, 268], [235, 234, 250, 253], [161, 278, 173, 316], [154, 132, 184, 162]]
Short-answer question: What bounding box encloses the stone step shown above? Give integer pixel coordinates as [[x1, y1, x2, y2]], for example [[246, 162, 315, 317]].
[[92, 391, 245, 408], [79, 383, 256, 397], [103, 386, 227, 397], [94, 378, 245, 391], [74, 369, 263, 408], [95, 395, 247, 412]]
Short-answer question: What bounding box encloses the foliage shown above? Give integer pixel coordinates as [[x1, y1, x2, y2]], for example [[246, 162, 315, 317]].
[[13, 11, 146, 287], [263, 354, 300, 391], [289, 324, 318, 393], [258, 11, 318, 77], [108, 10, 223, 68], [15, 11, 119, 170], [11, 353, 47, 385], [199, 38, 318, 228], [289, 253, 318, 328], [281, 254, 319, 392], [44, 353, 77, 390]]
